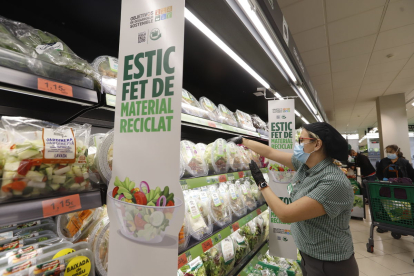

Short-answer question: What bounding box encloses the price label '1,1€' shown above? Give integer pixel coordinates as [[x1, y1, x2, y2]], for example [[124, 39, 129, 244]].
[[42, 194, 81, 218], [38, 78, 73, 97]]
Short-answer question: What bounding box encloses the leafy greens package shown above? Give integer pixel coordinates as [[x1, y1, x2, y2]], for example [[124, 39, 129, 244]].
[[210, 139, 229, 174], [190, 189, 212, 226], [261, 210, 270, 241], [227, 183, 247, 217], [91, 56, 118, 95], [216, 104, 238, 127], [248, 179, 265, 205], [237, 146, 250, 170], [208, 186, 231, 227], [250, 114, 267, 131], [234, 110, 256, 131], [230, 229, 251, 265], [180, 140, 208, 177], [227, 142, 244, 172], [201, 237, 235, 276], [1, 116, 91, 199], [238, 180, 257, 210], [199, 97, 219, 121], [179, 256, 207, 276], [185, 193, 212, 241], [239, 221, 260, 252], [181, 89, 209, 119]]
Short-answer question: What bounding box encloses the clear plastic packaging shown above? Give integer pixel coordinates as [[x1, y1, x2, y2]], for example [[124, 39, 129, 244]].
[[96, 130, 114, 185], [250, 114, 267, 131], [239, 220, 260, 252], [218, 183, 230, 206], [198, 97, 219, 121], [203, 143, 214, 174], [178, 217, 189, 253], [0, 117, 91, 199], [0, 239, 62, 260], [201, 236, 236, 276], [238, 180, 257, 210], [0, 233, 58, 254], [87, 133, 106, 184], [191, 189, 212, 225], [179, 153, 185, 179], [237, 146, 250, 170], [227, 183, 247, 217], [210, 139, 230, 174], [254, 215, 265, 245], [230, 229, 251, 266], [179, 256, 207, 276], [181, 90, 209, 119], [235, 110, 256, 131], [91, 56, 118, 95], [245, 148, 262, 168], [0, 219, 54, 234], [185, 193, 212, 241], [94, 222, 109, 276], [208, 186, 231, 227], [261, 210, 270, 242], [216, 105, 238, 127], [0, 228, 57, 250], [180, 140, 208, 178], [13, 224, 57, 238], [56, 207, 104, 243], [250, 182, 265, 205], [85, 216, 109, 251], [227, 142, 244, 172]]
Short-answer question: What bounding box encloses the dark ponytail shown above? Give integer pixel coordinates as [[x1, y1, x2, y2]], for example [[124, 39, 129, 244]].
[[386, 144, 405, 159]]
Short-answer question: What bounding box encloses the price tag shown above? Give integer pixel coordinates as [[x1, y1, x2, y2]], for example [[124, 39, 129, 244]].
[[42, 194, 81, 218], [218, 175, 227, 183], [256, 208, 262, 215], [202, 239, 213, 252], [38, 78, 73, 97], [208, 121, 217, 128], [238, 171, 244, 178], [232, 222, 240, 232], [178, 253, 188, 269]]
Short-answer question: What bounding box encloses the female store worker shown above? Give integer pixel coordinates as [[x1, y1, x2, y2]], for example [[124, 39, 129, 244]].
[[229, 122, 358, 276], [376, 144, 414, 182]]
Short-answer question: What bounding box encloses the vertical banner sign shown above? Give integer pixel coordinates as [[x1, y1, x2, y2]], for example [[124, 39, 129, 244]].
[[107, 0, 185, 275], [267, 99, 297, 260]]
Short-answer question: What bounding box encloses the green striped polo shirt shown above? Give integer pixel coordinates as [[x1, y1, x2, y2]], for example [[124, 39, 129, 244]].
[[290, 156, 354, 261]]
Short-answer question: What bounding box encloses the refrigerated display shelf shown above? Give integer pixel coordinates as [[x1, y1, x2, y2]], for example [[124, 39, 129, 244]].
[[180, 168, 269, 190], [178, 204, 267, 262], [234, 242, 269, 276], [0, 184, 107, 226]]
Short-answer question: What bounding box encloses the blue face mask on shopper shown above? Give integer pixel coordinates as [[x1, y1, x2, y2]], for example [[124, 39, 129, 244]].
[[293, 144, 315, 164], [387, 153, 397, 160]]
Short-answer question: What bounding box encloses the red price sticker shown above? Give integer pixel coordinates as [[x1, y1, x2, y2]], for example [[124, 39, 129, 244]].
[[202, 239, 213, 252], [208, 122, 217, 128], [238, 171, 244, 178], [256, 208, 262, 215], [232, 222, 240, 232], [42, 194, 81, 218], [38, 78, 73, 97], [178, 253, 188, 269], [218, 175, 227, 183]]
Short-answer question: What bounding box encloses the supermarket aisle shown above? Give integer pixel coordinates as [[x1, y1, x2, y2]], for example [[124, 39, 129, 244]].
[[351, 205, 414, 276]]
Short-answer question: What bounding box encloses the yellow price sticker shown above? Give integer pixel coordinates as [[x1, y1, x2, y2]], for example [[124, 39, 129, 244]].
[[53, 248, 76, 259], [64, 256, 91, 276]]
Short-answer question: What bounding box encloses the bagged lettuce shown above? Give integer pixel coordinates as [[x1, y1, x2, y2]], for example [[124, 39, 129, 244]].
[[199, 97, 219, 121], [180, 140, 208, 177], [208, 186, 231, 227], [238, 180, 257, 210], [210, 139, 229, 174], [227, 142, 244, 172], [227, 183, 247, 217], [185, 193, 212, 241], [179, 256, 207, 276], [201, 237, 235, 276], [230, 229, 250, 265], [217, 105, 238, 127], [239, 221, 259, 252]]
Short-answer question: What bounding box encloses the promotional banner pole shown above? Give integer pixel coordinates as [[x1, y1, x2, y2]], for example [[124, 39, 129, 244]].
[[267, 99, 298, 260], [107, 0, 185, 274]]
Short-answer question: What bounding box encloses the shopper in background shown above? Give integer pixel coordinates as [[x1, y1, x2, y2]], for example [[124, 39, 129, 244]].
[[376, 145, 414, 182], [349, 149, 376, 182], [229, 122, 358, 276]]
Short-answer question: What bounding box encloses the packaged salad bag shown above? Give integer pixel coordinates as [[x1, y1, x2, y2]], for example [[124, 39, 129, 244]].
[[208, 186, 232, 227], [179, 256, 207, 276], [216, 105, 238, 127], [180, 140, 208, 177], [199, 97, 219, 122], [234, 110, 256, 131], [227, 182, 247, 217], [1, 117, 91, 199], [91, 56, 118, 95], [189, 189, 213, 231], [201, 237, 236, 276], [181, 89, 209, 119], [237, 180, 257, 210], [209, 139, 230, 174], [239, 221, 260, 252], [230, 229, 251, 266], [184, 193, 212, 241], [227, 142, 244, 172]]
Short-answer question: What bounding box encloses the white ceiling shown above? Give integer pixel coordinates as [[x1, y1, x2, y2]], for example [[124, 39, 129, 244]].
[[277, 0, 414, 133]]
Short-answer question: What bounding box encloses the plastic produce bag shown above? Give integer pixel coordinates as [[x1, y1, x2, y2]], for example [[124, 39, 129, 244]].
[[217, 105, 238, 127], [227, 142, 244, 172], [1, 117, 91, 199], [96, 130, 114, 185], [245, 148, 262, 168], [201, 237, 235, 276], [210, 139, 230, 174], [179, 153, 185, 179], [230, 229, 250, 265], [178, 217, 189, 253], [209, 186, 232, 226], [261, 210, 270, 241], [218, 182, 230, 206], [238, 180, 257, 210], [181, 89, 209, 119], [91, 56, 118, 95], [254, 215, 265, 244], [94, 222, 109, 276], [227, 183, 247, 217], [199, 97, 219, 121], [203, 143, 214, 174], [235, 110, 256, 131], [237, 146, 250, 170], [180, 140, 208, 177], [179, 256, 207, 276], [250, 182, 265, 205], [87, 133, 106, 184], [239, 221, 259, 251], [250, 114, 267, 131], [190, 189, 211, 224], [185, 193, 212, 241]]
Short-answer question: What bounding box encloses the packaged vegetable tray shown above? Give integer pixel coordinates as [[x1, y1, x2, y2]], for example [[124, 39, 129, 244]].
[[0, 233, 58, 253], [94, 222, 109, 276], [181, 89, 209, 119], [12, 224, 57, 239], [91, 56, 118, 95], [216, 105, 238, 127], [210, 139, 230, 174], [199, 97, 219, 121], [208, 186, 231, 227], [56, 207, 104, 243], [227, 142, 244, 172], [0, 117, 91, 199], [96, 130, 114, 185], [230, 229, 250, 266], [0, 239, 63, 260], [234, 110, 256, 132], [227, 183, 247, 217], [87, 133, 106, 184], [0, 219, 54, 234], [180, 140, 208, 178], [238, 180, 257, 210], [73, 207, 108, 245], [201, 237, 236, 276]]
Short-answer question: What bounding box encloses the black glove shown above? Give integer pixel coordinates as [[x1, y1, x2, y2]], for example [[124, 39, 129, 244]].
[[227, 136, 243, 145], [249, 160, 266, 186]]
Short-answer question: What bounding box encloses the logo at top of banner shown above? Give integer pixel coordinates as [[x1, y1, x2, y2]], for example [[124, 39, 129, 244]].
[[150, 28, 162, 40], [155, 6, 173, 21]]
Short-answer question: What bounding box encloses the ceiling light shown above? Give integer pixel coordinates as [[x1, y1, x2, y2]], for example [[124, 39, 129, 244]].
[[274, 92, 284, 100], [298, 87, 318, 115], [185, 8, 270, 88], [411, 102, 414, 106], [236, 0, 297, 84], [253, 92, 264, 96], [316, 115, 323, 122], [301, 117, 309, 124], [294, 110, 301, 117]]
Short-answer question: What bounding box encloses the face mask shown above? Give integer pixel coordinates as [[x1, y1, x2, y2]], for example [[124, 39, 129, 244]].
[[387, 153, 397, 159], [293, 144, 315, 164]]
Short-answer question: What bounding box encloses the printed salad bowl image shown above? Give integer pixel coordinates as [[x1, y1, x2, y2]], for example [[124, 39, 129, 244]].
[[268, 164, 295, 184], [108, 177, 182, 244]]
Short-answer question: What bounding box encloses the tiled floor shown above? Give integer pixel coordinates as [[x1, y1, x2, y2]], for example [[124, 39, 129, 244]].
[[351, 205, 414, 276]]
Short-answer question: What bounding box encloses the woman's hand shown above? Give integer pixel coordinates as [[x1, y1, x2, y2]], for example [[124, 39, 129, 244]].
[[249, 160, 266, 187], [227, 136, 243, 145]]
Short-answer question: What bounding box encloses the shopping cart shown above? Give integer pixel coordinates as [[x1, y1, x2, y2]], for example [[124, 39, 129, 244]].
[[365, 181, 414, 255]]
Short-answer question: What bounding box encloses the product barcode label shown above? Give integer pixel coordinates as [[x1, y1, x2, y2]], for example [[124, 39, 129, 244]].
[[138, 31, 146, 43], [229, 185, 237, 200], [200, 191, 208, 202], [219, 187, 226, 196], [241, 185, 248, 195], [217, 139, 224, 156], [211, 192, 221, 206], [188, 200, 201, 219], [108, 57, 118, 72]]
